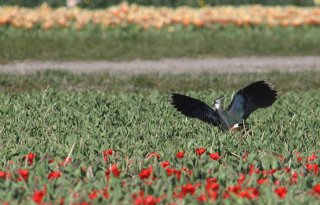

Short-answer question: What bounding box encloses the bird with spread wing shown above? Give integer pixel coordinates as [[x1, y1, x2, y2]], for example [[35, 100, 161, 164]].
[[170, 81, 277, 131]]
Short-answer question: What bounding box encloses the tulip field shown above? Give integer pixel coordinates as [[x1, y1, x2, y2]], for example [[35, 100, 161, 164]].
[[1, 3, 320, 62], [1, 3, 320, 29], [0, 71, 320, 204]]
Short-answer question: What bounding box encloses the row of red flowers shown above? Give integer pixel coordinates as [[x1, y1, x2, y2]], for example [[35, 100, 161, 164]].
[[1, 148, 319, 204]]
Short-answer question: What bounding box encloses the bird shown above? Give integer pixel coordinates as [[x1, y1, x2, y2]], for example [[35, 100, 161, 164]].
[[170, 80, 277, 131]]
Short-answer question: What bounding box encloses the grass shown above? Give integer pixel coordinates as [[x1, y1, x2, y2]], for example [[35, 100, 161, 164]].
[[1, 25, 320, 63], [1, 71, 320, 204]]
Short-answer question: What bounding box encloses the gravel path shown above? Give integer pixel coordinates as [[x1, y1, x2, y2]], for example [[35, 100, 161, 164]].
[[1, 56, 320, 74]]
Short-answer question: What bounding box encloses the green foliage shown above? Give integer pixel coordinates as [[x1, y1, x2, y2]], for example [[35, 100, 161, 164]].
[[0, 71, 320, 203], [0, 0, 316, 8], [1, 26, 320, 63]]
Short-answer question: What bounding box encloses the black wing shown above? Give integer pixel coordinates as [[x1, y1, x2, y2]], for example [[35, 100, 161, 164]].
[[171, 93, 222, 126], [226, 81, 277, 122]]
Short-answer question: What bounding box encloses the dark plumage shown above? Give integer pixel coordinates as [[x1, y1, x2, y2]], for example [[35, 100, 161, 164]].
[[170, 80, 277, 131]]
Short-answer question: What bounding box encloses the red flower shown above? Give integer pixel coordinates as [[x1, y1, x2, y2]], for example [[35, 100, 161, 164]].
[[33, 188, 46, 204], [284, 167, 291, 173], [181, 183, 197, 196], [195, 148, 206, 156], [306, 163, 319, 174], [165, 168, 174, 176], [308, 153, 317, 161], [297, 156, 303, 163], [0, 171, 6, 179], [102, 186, 109, 199], [206, 177, 217, 183], [248, 165, 259, 175], [209, 191, 218, 201], [139, 166, 152, 180], [209, 152, 220, 160], [161, 161, 170, 168], [197, 194, 207, 202], [102, 149, 113, 162], [257, 178, 268, 185], [88, 190, 98, 200], [227, 185, 241, 194], [105, 164, 121, 180], [111, 164, 121, 178], [176, 151, 185, 159], [206, 181, 219, 193], [104, 149, 113, 156], [23, 153, 36, 165], [274, 187, 287, 199], [290, 172, 298, 184], [48, 171, 61, 180], [238, 187, 259, 199], [274, 179, 280, 186], [237, 174, 246, 185], [174, 169, 182, 180], [134, 195, 161, 205], [312, 184, 320, 195], [17, 169, 29, 181]]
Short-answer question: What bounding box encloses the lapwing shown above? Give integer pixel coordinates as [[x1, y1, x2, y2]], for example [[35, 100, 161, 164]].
[[171, 81, 277, 131]]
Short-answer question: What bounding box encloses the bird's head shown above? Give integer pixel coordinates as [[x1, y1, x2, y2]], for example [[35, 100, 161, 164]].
[[213, 96, 224, 110]]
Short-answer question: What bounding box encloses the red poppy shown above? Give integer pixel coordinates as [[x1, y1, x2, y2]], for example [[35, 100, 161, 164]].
[[23, 153, 36, 165], [139, 166, 152, 180], [312, 184, 320, 195], [274, 187, 287, 199], [48, 171, 62, 180], [33, 187, 46, 204], [161, 161, 170, 168], [17, 169, 29, 181], [209, 152, 220, 160], [176, 151, 185, 159], [195, 148, 206, 156]]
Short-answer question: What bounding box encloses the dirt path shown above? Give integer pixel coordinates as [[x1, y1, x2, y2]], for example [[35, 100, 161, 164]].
[[1, 56, 320, 74]]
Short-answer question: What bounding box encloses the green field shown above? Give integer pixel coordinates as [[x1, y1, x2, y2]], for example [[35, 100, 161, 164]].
[[1, 26, 320, 63], [1, 71, 320, 204]]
